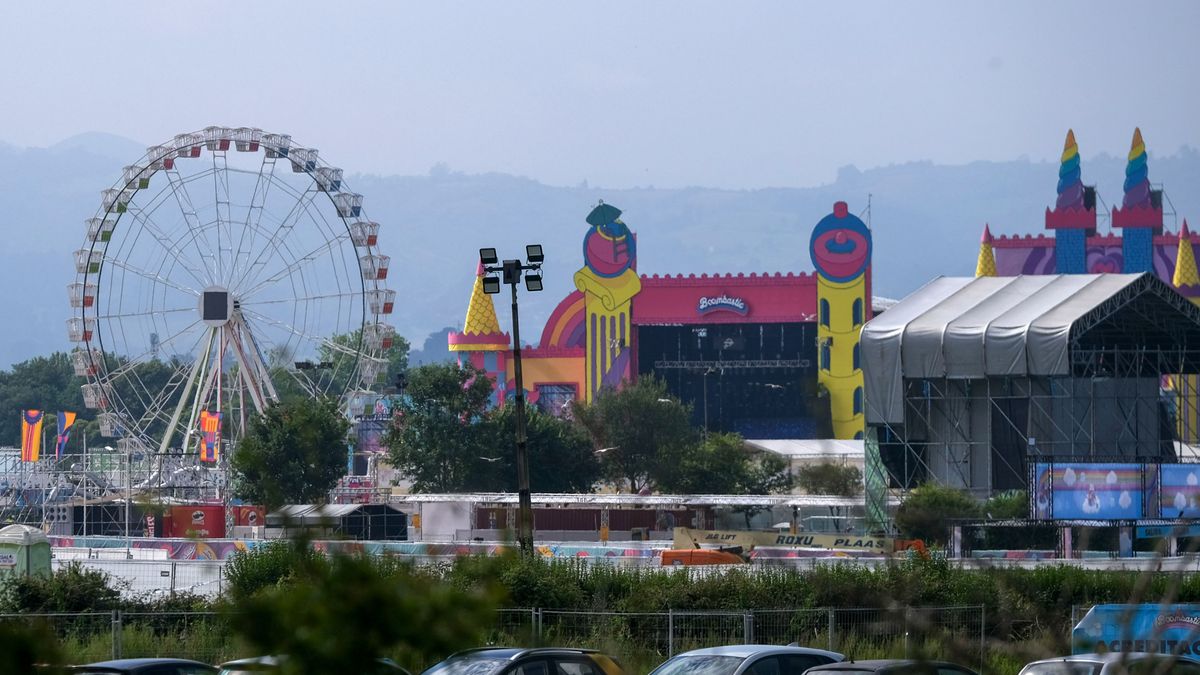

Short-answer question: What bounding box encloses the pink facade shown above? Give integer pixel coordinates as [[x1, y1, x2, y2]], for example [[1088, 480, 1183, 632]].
[[634, 272, 818, 326]]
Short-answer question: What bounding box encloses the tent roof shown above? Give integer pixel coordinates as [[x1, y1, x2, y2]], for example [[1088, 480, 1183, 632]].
[[0, 524, 48, 545], [861, 273, 1200, 424]]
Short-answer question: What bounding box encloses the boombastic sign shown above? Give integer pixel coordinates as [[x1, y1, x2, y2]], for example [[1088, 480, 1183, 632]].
[[672, 527, 892, 553], [1073, 605, 1200, 655]]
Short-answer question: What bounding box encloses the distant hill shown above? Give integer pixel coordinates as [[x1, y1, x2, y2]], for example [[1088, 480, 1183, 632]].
[[3, 132, 1198, 369]]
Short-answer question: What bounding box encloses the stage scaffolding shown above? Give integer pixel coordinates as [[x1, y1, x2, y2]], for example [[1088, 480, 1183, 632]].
[[0, 443, 223, 537], [861, 273, 1200, 532]]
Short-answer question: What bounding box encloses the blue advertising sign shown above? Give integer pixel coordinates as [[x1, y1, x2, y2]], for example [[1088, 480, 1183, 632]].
[[1158, 464, 1200, 518], [1032, 463, 1144, 520], [1073, 604, 1200, 656], [1137, 524, 1200, 540]]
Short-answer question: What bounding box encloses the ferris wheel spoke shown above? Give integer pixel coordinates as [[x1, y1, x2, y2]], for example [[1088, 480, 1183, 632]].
[[212, 150, 234, 283], [96, 305, 197, 321], [231, 185, 321, 294], [122, 205, 211, 288], [240, 307, 360, 358], [105, 257, 202, 298], [238, 232, 352, 299], [163, 166, 220, 281], [103, 319, 206, 380], [229, 152, 277, 288], [240, 290, 364, 308]]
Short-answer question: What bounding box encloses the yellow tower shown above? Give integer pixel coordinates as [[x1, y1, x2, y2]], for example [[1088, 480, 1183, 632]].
[[1171, 220, 1200, 442], [573, 202, 642, 401], [809, 201, 871, 439]]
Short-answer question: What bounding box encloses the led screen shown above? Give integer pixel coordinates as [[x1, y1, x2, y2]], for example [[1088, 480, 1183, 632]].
[[1032, 462, 1143, 520]]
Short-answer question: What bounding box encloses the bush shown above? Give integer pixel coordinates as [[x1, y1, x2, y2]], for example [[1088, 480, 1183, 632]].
[[0, 562, 122, 613], [224, 540, 326, 599], [895, 483, 981, 545], [229, 552, 505, 675]]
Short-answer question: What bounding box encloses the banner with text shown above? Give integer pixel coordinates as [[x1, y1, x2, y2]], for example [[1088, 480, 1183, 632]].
[[672, 527, 892, 553]]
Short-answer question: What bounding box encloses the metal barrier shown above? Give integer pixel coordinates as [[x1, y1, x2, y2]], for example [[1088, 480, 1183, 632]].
[[51, 558, 226, 598], [3, 605, 986, 668]]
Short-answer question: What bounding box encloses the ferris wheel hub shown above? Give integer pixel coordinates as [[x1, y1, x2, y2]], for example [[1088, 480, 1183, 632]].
[[201, 286, 233, 327]]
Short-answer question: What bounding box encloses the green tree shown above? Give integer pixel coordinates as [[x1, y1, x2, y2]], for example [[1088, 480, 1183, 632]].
[[230, 397, 351, 508], [320, 328, 410, 395], [658, 432, 792, 496], [0, 353, 86, 452], [571, 376, 697, 492], [384, 362, 495, 492], [795, 462, 863, 496], [894, 483, 981, 545], [228, 550, 503, 675], [482, 406, 601, 493]]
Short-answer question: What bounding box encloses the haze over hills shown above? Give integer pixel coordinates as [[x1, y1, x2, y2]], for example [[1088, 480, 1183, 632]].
[[3, 132, 1198, 370]]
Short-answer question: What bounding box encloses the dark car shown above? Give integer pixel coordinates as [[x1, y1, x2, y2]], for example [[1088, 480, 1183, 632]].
[[649, 645, 846, 675], [218, 655, 410, 674], [1019, 652, 1200, 675], [804, 660, 978, 675], [421, 648, 626, 675], [68, 658, 217, 675]]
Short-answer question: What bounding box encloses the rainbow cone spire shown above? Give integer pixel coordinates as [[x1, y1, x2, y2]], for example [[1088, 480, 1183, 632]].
[[1045, 129, 1096, 232], [976, 224, 997, 277], [1112, 127, 1163, 231], [1123, 127, 1151, 209], [1056, 129, 1084, 210], [1175, 220, 1200, 289]]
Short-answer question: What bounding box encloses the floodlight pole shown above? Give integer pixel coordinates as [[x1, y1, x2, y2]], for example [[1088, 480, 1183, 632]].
[[479, 247, 543, 557], [509, 280, 534, 556]]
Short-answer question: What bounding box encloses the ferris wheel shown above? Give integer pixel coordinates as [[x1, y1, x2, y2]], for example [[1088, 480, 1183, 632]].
[[66, 126, 396, 460]]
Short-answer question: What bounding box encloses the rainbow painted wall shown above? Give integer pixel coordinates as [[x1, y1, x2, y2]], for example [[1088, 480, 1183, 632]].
[[449, 201, 872, 440]]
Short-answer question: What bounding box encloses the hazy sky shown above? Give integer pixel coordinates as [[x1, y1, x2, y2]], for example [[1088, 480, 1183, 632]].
[[2, 1, 1197, 189]]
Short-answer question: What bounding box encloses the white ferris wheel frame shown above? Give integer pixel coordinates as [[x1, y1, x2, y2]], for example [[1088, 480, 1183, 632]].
[[67, 126, 396, 460]]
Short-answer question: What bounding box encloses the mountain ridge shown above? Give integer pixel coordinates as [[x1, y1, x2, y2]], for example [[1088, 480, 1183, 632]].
[[3, 134, 1197, 370]]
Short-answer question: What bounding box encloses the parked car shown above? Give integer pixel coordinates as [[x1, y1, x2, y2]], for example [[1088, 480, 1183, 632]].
[[649, 645, 845, 675], [1018, 652, 1200, 675], [67, 658, 217, 675], [218, 655, 410, 674], [804, 659, 978, 675], [421, 648, 626, 675]]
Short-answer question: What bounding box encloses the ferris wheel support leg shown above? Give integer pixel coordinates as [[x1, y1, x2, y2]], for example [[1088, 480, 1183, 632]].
[[157, 327, 216, 456], [229, 312, 280, 410], [183, 329, 222, 455], [190, 345, 224, 433]]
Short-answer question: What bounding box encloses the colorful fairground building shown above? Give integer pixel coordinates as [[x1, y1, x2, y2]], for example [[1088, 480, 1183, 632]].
[[977, 128, 1194, 294], [448, 201, 874, 441], [976, 127, 1200, 442]]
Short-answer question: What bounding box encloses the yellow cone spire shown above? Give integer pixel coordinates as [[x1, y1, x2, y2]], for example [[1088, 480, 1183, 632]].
[[1175, 220, 1200, 288], [976, 224, 997, 277], [461, 263, 503, 336]]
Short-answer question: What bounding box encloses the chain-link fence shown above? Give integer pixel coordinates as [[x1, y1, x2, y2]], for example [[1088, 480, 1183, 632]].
[[8, 605, 985, 669], [0, 610, 237, 665], [491, 606, 986, 668]]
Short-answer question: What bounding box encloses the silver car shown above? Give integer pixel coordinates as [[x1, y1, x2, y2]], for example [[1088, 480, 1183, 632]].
[[650, 645, 846, 675], [1019, 652, 1200, 675]]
